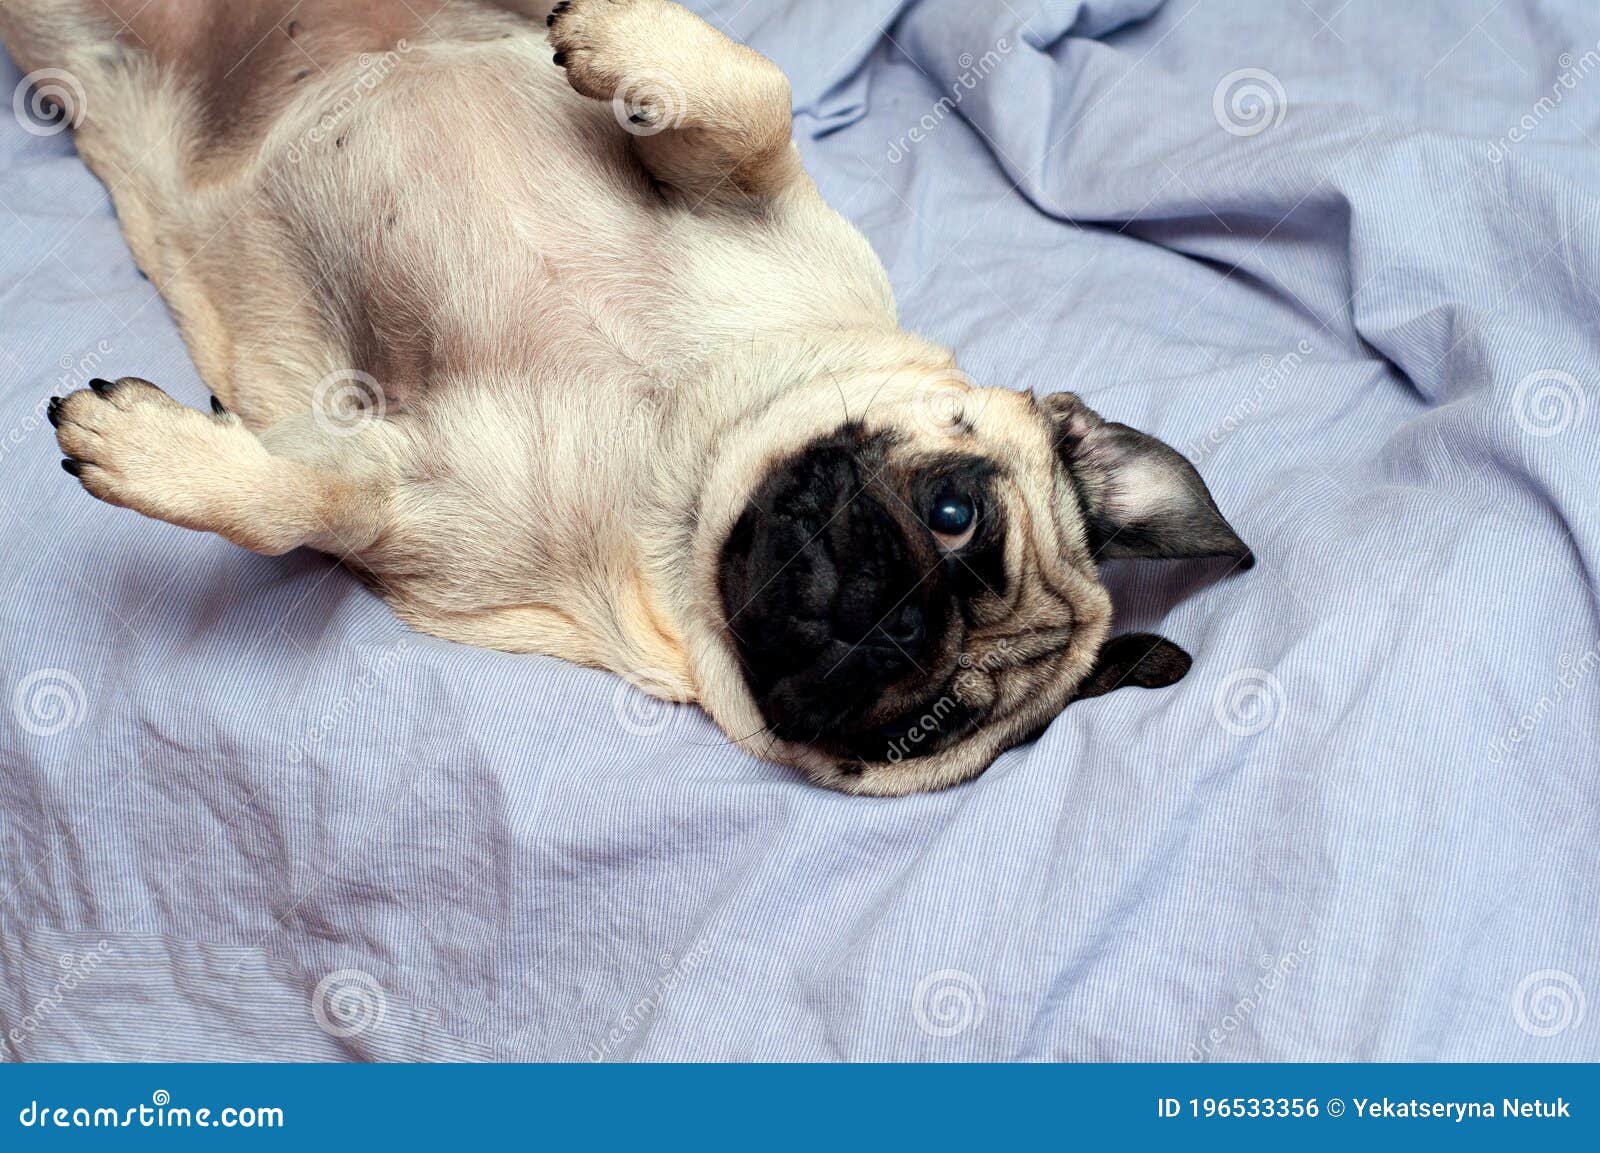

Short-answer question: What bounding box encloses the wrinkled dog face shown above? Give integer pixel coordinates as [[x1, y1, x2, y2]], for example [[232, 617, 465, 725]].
[[703, 372, 1251, 795], [719, 428, 1019, 763]]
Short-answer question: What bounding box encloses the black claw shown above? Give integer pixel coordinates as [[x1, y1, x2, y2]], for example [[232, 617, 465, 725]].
[[552, 50, 566, 66], [61, 458, 81, 477], [210, 395, 227, 415], [47, 397, 63, 427], [89, 377, 114, 395]]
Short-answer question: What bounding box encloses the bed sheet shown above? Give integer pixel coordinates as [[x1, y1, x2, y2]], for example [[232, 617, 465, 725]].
[[1, 0, 1597, 1060]]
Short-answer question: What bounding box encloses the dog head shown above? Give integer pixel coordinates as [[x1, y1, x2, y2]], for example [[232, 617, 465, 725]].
[[687, 353, 1250, 795]]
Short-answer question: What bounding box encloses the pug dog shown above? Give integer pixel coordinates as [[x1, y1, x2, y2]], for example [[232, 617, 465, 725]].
[[6, 0, 1251, 794]]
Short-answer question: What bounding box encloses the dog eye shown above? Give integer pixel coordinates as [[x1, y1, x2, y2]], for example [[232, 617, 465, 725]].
[[928, 487, 978, 550]]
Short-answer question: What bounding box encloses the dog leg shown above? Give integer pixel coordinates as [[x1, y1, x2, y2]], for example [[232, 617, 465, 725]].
[[50, 378, 397, 558], [547, 0, 802, 199]]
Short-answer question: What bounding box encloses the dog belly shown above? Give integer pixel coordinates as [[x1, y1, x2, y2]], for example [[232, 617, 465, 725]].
[[65, 9, 679, 426], [249, 33, 674, 414]]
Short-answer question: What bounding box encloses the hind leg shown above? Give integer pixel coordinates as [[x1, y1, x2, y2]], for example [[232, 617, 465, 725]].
[[547, 0, 801, 199], [50, 377, 401, 557]]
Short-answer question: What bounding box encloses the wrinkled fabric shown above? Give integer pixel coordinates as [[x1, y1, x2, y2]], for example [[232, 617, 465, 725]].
[[1, 0, 1596, 1061]]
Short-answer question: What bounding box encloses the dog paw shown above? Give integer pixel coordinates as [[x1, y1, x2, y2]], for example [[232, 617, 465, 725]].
[[547, 0, 695, 129], [50, 376, 247, 526]]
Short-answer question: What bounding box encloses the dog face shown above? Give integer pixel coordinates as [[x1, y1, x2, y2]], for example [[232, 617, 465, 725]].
[[689, 363, 1250, 795]]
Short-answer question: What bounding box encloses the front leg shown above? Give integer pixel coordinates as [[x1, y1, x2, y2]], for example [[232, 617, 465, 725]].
[[547, 0, 802, 200], [51, 378, 396, 558]]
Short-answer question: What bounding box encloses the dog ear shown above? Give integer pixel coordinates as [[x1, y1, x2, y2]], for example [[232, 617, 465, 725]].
[[1042, 391, 1252, 565], [1072, 633, 1192, 701]]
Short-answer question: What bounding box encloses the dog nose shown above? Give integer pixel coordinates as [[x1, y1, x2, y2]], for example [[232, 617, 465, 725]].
[[871, 604, 926, 650], [718, 435, 954, 746]]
